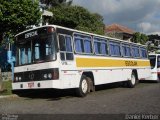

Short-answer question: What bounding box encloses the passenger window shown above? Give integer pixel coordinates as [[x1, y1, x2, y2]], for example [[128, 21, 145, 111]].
[[94, 41, 101, 54], [140, 48, 147, 58], [74, 34, 92, 54], [75, 37, 84, 53], [84, 37, 92, 53], [109, 41, 121, 56], [101, 42, 108, 55], [122, 44, 131, 57], [132, 46, 140, 58], [59, 35, 66, 51], [94, 37, 108, 55], [59, 34, 73, 61]]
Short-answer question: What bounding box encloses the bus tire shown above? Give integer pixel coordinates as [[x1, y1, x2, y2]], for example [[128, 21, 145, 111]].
[[156, 76, 160, 83], [127, 72, 137, 88], [76, 75, 89, 97], [87, 77, 95, 92]]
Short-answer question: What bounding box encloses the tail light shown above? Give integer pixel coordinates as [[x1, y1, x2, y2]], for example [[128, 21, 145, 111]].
[[52, 68, 59, 80], [42, 68, 59, 80]]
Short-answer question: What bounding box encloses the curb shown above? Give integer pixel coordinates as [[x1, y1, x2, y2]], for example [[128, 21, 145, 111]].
[[0, 94, 18, 99]]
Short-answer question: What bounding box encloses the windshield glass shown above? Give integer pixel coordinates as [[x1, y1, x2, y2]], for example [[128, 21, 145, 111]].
[[15, 34, 56, 66], [149, 55, 156, 69], [157, 56, 160, 68]]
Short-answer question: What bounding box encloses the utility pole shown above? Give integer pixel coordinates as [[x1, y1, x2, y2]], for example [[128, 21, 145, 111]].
[[0, 67, 2, 91], [7, 42, 15, 81]]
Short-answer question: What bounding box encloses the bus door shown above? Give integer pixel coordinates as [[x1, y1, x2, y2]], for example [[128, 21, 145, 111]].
[[149, 55, 159, 80], [58, 34, 75, 73], [156, 55, 160, 80]]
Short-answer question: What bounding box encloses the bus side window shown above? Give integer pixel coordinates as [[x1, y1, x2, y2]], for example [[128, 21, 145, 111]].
[[75, 37, 84, 53], [101, 40, 108, 55], [84, 37, 92, 53], [140, 48, 147, 58], [109, 41, 121, 56], [132, 46, 140, 58], [157, 56, 160, 68], [94, 37, 108, 55], [59, 34, 73, 61], [122, 44, 131, 57], [94, 40, 101, 54], [74, 33, 92, 54], [65, 36, 73, 60]]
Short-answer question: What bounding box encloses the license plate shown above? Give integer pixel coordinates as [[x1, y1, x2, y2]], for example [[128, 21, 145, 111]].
[[28, 82, 34, 88]]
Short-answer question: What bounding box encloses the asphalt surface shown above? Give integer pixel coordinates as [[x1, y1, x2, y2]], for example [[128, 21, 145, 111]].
[[0, 82, 160, 117]]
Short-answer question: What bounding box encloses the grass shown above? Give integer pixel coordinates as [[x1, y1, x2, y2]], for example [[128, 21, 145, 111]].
[[0, 80, 12, 95]]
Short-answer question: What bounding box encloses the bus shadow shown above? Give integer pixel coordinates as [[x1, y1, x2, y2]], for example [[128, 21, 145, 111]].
[[15, 81, 155, 100], [95, 82, 123, 91], [139, 80, 159, 84], [17, 82, 126, 100], [15, 89, 76, 100]]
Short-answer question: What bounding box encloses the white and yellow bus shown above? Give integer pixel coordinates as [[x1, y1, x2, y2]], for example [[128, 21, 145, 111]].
[[148, 54, 160, 82], [12, 25, 151, 97]]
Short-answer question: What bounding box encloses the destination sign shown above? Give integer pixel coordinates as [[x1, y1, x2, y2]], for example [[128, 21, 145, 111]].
[[25, 31, 38, 38], [125, 61, 138, 66], [16, 27, 55, 41]]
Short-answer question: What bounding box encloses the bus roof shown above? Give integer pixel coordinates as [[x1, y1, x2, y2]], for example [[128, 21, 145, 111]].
[[15, 24, 146, 47], [149, 53, 160, 56]]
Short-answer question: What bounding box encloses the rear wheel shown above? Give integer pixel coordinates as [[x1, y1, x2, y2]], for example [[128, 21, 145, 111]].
[[127, 72, 138, 88], [76, 75, 89, 97]]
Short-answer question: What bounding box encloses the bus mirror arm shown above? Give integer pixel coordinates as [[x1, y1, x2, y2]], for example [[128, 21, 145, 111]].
[[7, 50, 15, 81], [7, 51, 15, 63]]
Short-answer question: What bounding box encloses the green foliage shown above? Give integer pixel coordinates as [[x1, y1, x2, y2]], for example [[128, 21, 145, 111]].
[[49, 6, 104, 35], [0, 80, 12, 95], [40, 0, 73, 7], [131, 32, 149, 45], [0, 0, 41, 45]]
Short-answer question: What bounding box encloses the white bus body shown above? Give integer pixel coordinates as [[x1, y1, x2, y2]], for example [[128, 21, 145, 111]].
[[148, 54, 160, 82], [12, 25, 151, 97]]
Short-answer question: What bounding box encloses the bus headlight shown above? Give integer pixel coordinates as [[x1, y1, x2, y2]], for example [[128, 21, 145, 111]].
[[44, 74, 47, 79], [42, 68, 59, 80], [16, 77, 18, 81], [19, 77, 22, 81], [48, 73, 52, 79]]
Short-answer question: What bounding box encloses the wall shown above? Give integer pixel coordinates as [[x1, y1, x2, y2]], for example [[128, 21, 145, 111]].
[[1, 72, 12, 81]]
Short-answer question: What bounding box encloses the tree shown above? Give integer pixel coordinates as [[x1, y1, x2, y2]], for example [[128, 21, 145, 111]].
[[131, 32, 149, 45], [40, 0, 73, 7], [140, 33, 149, 45], [0, 0, 41, 45], [49, 6, 105, 35]]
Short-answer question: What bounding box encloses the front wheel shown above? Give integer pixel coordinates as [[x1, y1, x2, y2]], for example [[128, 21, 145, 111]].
[[156, 75, 160, 83], [76, 75, 89, 97], [127, 72, 138, 88]]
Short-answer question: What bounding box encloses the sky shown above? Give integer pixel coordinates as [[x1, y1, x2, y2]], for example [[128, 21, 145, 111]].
[[72, 0, 160, 35]]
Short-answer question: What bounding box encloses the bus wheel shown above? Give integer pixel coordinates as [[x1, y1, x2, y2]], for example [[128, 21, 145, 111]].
[[156, 76, 160, 83], [127, 72, 137, 88], [76, 75, 89, 97], [87, 77, 95, 92]]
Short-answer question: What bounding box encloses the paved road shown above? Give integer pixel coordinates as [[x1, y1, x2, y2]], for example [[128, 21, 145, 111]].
[[0, 82, 160, 115]]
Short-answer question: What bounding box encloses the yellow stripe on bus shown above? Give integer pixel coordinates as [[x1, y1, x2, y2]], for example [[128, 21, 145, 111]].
[[76, 58, 150, 67]]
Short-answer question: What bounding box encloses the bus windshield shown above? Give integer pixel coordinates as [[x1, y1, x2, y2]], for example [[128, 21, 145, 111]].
[[149, 55, 156, 69], [15, 34, 56, 66], [157, 56, 160, 68]]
